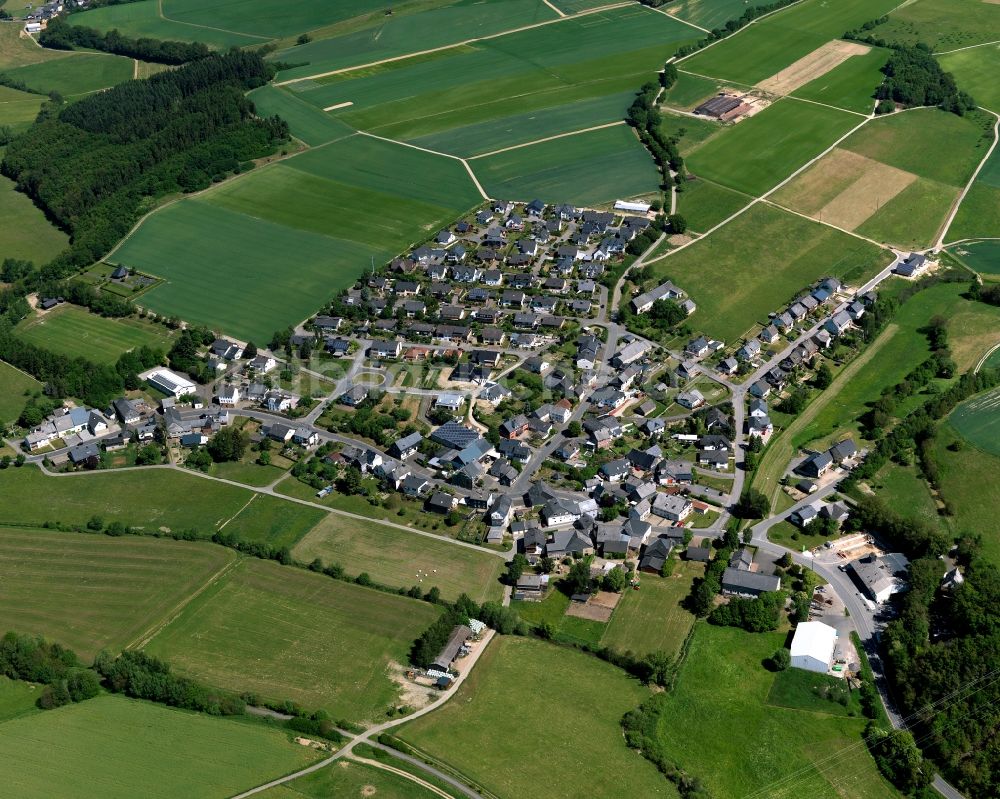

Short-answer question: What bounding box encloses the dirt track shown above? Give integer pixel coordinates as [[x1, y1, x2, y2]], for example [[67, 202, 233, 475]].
[[756, 40, 870, 95]]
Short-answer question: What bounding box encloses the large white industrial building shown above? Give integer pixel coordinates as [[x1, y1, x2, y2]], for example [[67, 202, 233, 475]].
[[790, 621, 838, 674]]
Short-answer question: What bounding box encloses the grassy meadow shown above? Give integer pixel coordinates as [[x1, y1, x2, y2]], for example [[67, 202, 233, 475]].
[[600, 561, 701, 657], [0, 527, 235, 659], [0, 84, 46, 133], [945, 140, 1000, 243], [143, 557, 439, 722], [790, 46, 889, 114], [0, 695, 322, 799], [273, 0, 559, 80], [248, 84, 355, 146], [292, 514, 506, 603], [0, 359, 41, 424], [220, 494, 325, 549], [863, 0, 1000, 50], [15, 305, 177, 364], [261, 758, 444, 799], [3, 52, 133, 97], [681, 0, 901, 84], [0, 171, 68, 267], [948, 239, 1000, 275], [473, 123, 660, 205], [950, 385, 1000, 458], [938, 43, 1000, 114], [651, 203, 891, 342], [0, 465, 318, 544], [116, 134, 482, 342], [651, 624, 898, 799], [674, 177, 750, 231], [400, 636, 678, 798], [684, 99, 860, 196]]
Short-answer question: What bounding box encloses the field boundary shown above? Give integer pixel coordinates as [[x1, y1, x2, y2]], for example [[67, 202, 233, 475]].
[[466, 119, 627, 159], [155, 0, 272, 42], [349, 755, 454, 799], [643, 3, 711, 34], [124, 552, 241, 651]]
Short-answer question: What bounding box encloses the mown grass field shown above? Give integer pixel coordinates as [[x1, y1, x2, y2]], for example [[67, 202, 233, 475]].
[[681, 0, 901, 85], [116, 134, 481, 342], [144, 557, 439, 722], [651, 203, 890, 342], [293, 6, 696, 143], [400, 636, 679, 798], [870, 462, 941, 529], [863, 0, 1000, 50], [273, 0, 559, 80], [766, 667, 862, 718], [0, 359, 41, 424], [474, 124, 660, 205], [950, 385, 1000, 457], [856, 177, 958, 249], [248, 85, 355, 146], [0, 676, 40, 724], [0, 172, 68, 266], [15, 305, 177, 364], [292, 514, 505, 603], [684, 99, 860, 196], [0, 84, 45, 133], [3, 52, 134, 97], [790, 46, 889, 114], [0, 527, 235, 659], [0, 465, 317, 543], [652, 623, 898, 799], [660, 70, 721, 110], [935, 421, 1000, 563], [261, 758, 443, 799], [600, 561, 701, 657], [0, 695, 322, 799], [674, 177, 750, 231]]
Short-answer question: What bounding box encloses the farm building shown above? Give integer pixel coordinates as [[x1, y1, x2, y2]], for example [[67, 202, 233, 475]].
[[431, 625, 473, 673], [790, 621, 837, 674], [614, 199, 651, 214], [145, 368, 196, 398]]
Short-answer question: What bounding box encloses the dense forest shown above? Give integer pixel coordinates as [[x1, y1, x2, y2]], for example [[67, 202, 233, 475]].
[[1, 50, 289, 280], [40, 17, 210, 65]]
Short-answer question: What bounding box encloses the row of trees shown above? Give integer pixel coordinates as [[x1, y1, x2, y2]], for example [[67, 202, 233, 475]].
[[0, 632, 100, 710], [41, 18, 211, 64], [672, 0, 799, 60], [2, 51, 288, 279]]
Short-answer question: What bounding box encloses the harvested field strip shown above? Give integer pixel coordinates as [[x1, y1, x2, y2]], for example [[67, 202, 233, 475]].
[[816, 163, 916, 230], [756, 40, 871, 96], [0, 527, 235, 660], [143, 557, 440, 722]]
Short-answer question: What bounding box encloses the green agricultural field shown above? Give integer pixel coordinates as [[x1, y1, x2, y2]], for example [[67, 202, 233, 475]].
[[0, 676, 39, 724], [938, 43, 1000, 113], [666, 0, 758, 31], [273, 0, 559, 81], [661, 70, 721, 110], [410, 93, 637, 157], [261, 758, 443, 799], [162, 0, 389, 40], [600, 562, 701, 657], [115, 134, 481, 341], [790, 47, 890, 114], [400, 636, 678, 798], [945, 143, 1000, 242], [652, 203, 891, 342], [949, 240, 1000, 275], [864, 0, 1000, 50], [3, 52, 134, 97], [292, 5, 696, 143], [292, 514, 505, 603], [0, 464, 318, 541], [684, 99, 859, 196], [661, 109, 722, 157], [681, 0, 901, 85], [870, 463, 941, 529], [842, 108, 991, 188], [766, 667, 862, 717], [248, 85, 355, 146], [0, 173, 68, 265], [15, 305, 177, 365], [651, 623, 898, 799], [0, 360, 41, 425], [143, 557, 439, 722], [951, 385, 1000, 457], [220, 494, 325, 550], [0, 695, 322, 799], [71, 0, 266, 47], [674, 178, 750, 231], [935, 421, 1000, 563], [0, 527, 235, 659], [473, 124, 659, 205], [855, 177, 958, 249], [0, 85, 45, 133]]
